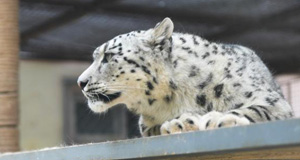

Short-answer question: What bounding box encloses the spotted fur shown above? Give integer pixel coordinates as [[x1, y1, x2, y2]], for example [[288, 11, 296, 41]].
[[78, 18, 293, 137]]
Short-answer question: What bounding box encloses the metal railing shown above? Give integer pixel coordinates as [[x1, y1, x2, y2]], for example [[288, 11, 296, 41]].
[[1, 118, 300, 159]]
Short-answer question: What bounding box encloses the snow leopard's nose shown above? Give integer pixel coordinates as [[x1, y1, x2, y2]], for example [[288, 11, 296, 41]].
[[78, 80, 89, 90]]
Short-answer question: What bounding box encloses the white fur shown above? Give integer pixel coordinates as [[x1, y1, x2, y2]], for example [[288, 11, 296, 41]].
[[78, 18, 293, 137]]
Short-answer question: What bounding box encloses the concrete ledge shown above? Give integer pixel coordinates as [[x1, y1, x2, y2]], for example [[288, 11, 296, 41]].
[[1, 118, 300, 159]]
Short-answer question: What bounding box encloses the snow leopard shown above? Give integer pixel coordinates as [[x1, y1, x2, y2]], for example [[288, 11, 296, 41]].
[[77, 18, 293, 137]]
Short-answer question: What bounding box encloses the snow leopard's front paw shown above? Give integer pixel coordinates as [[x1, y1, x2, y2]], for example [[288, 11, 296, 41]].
[[160, 113, 201, 135], [199, 111, 250, 130]]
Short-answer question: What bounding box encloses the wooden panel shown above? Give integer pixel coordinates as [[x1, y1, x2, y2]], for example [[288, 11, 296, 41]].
[[0, 0, 19, 93], [0, 128, 19, 152], [0, 0, 20, 153], [0, 93, 18, 126]]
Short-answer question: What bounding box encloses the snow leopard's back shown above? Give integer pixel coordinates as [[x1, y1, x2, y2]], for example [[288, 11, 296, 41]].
[[169, 32, 292, 117]]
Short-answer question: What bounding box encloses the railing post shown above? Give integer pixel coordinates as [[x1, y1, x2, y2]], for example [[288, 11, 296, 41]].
[[0, 0, 20, 152]]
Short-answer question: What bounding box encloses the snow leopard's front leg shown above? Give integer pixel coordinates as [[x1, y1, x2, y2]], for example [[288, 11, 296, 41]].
[[159, 111, 250, 135], [138, 117, 161, 137], [201, 104, 293, 130], [159, 104, 293, 135], [198, 111, 250, 130], [139, 124, 161, 137], [160, 113, 202, 135], [139, 113, 202, 136]]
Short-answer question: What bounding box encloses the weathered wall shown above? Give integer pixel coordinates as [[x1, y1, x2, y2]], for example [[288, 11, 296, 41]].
[[19, 60, 89, 150]]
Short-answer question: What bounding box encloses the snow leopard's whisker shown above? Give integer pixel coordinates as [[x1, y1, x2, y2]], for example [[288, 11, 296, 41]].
[[106, 85, 147, 90], [108, 87, 146, 91], [108, 89, 130, 96], [105, 89, 135, 101], [116, 90, 135, 100], [107, 84, 141, 87], [101, 93, 112, 102], [85, 92, 93, 97], [108, 89, 132, 97], [108, 86, 146, 89], [90, 92, 111, 102], [92, 92, 101, 101]]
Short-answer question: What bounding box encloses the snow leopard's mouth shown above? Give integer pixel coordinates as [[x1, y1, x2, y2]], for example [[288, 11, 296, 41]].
[[88, 92, 122, 103]]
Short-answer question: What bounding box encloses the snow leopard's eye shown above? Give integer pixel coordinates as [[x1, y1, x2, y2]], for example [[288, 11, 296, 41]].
[[102, 52, 114, 64]]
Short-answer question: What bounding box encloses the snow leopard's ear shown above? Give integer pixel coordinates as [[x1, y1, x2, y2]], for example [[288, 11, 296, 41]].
[[149, 18, 174, 61], [152, 17, 174, 42]]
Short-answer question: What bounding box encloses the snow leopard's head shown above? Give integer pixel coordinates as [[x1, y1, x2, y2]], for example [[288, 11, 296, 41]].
[[78, 18, 175, 114]]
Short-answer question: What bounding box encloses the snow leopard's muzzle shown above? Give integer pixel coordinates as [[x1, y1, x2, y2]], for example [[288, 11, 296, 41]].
[[78, 80, 121, 104], [86, 92, 122, 103]]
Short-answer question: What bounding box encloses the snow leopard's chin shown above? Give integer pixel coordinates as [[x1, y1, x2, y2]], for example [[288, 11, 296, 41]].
[[87, 99, 123, 113], [88, 100, 107, 113]]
